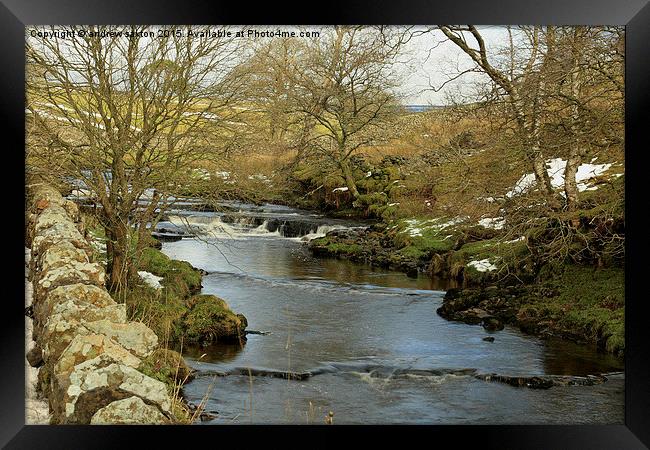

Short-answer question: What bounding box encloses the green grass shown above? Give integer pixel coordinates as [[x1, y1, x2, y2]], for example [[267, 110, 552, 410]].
[[391, 217, 459, 257], [138, 248, 202, 297], [520, 265, 625, 355]]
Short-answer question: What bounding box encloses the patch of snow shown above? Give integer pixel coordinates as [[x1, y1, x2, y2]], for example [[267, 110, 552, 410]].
[[401, 216, 466, 237], [467, 258, 498, 272], [503, 236, 525, 244], [192, 168, 211, 180], [138, 271, 163, 290], [333, 187, 349, 193], [506, 158, 616, 197], [479, 217, 505, 230], [388, 202, 400, 207], [248, 174, 272, 184], [25, 248, 51, 424], [214, 171, 230, 180], [366, 171, 372, 178]]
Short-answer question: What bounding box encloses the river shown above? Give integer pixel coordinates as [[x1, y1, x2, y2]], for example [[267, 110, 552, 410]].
[[156, 202, 624, 425]]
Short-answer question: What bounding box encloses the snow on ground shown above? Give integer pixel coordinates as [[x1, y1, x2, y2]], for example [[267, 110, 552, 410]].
[[138, 271, 164, 290], [25, 248, 52, 424], [401, 217, 467, 237], [467, 258, 498, 272], [506, 158, 616, 198], [332, 187, 349, 193], [478, 217, 505, 230], [248, 174, 272, 184]]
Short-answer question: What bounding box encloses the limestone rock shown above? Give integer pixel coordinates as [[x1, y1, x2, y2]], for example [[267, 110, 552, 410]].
[[35, 240, 90, 274], [83, 320, 158, 358], [63, 200, 81, 224], [90, 396, 169, 425], [32, 221, 88, 255], [29, 184, 66, 211], [39, 305, 128, 360], [54, 334, 141, 377], [35, 261, 105, 303], [37, 284, 116, 321], [52, 354, 171, 424], [33, 205, 72, 235]]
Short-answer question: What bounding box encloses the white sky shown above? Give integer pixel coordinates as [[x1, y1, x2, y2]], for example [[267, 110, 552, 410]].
[[28, 25, 514, 105], [396, 26, 512, 105]]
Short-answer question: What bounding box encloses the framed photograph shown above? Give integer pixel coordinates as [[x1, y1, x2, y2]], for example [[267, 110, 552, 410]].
[[3, 0, 649, 447]]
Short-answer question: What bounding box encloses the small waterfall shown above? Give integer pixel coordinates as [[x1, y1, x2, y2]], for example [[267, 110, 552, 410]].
[[167, 215, 280, 239], [165, 214, 353, 240], [298, 224, 348, 241]]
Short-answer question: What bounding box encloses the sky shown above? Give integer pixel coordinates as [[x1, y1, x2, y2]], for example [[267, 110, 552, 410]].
[[242, 25, 514, 105], [27, 25, 514, 106], [395, 26, 513, 105]]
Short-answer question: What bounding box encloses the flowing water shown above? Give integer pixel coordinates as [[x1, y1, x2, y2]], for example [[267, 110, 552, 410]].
[[158, 202, 624, 425]]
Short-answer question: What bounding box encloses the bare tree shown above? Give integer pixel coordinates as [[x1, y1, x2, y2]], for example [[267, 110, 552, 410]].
[[438, 25, 555, 195], [280, 26, 410, 199], [26, 25, 247, 296]]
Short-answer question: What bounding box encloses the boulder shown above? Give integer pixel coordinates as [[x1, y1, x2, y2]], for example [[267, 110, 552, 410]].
[[83, 320, 158, 358], [183, 294, 247, 345], [33, 205, 73, 234], [35, 240, 90, 275], [482, 316, 505, 331], [34, 261, 105, 303], [54, 334, 141, 377], [29, 184, 66, 211], [37, 284, 116, 320], [52, 354, 172, 424], [43, 318, 156, 363], [31, 222, 88, 256], [138, 348, 195, 386], [63, 200, 81, 224], [39, 306, 128, 360], [90, 396, 170, 425], [34, 284, 117, 336]]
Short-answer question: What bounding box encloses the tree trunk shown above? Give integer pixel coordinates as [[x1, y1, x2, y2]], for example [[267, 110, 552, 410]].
[[532, 152, 553, 194], [339, 158, 360, 199], [106, 222, 130, 298], [565, 26, 585, 212], [564, 153, 581, 211]]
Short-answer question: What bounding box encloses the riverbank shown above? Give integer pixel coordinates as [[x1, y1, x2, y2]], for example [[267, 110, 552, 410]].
[[308, 218, 625, 357]]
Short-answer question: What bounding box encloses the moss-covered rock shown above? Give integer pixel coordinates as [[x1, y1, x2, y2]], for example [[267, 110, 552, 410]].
[[138, 248, 202, 297], [138, 348, 195, 389], [183, 294, 247, 345], [438, 264, 625, 357]]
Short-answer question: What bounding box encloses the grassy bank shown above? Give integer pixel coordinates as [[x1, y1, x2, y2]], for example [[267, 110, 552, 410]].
[[308, 213, 624, 357]]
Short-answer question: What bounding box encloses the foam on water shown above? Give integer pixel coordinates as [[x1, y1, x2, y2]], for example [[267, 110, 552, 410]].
[[167, 214, 351, 240]]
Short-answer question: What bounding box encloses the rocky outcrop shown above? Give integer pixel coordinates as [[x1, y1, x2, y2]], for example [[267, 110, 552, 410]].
[[25, 181, 174, 424]]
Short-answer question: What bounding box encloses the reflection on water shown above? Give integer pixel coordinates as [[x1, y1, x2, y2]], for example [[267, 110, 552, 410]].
[[182, 341, 246, 364], [161, 208, 623, 425]]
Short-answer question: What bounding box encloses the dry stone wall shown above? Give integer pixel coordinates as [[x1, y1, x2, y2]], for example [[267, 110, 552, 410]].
[[25, 182, 174, 424]]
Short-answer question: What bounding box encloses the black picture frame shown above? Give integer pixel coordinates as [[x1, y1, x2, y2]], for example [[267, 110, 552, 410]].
[[2, 0, 648, 447]]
